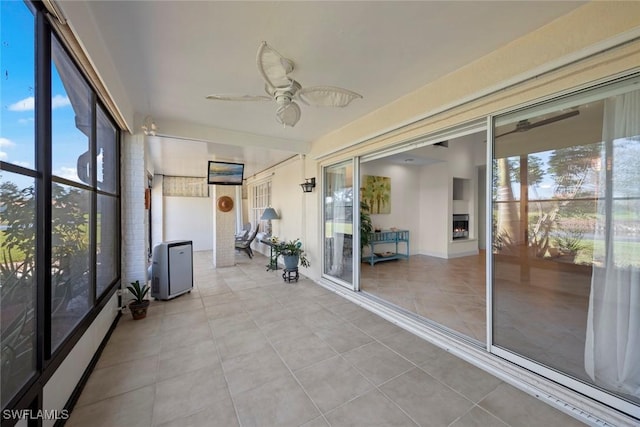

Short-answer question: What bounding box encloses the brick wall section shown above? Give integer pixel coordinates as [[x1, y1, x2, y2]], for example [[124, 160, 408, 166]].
[[212, 186, 236, 267], [121, 133, 148, 287]]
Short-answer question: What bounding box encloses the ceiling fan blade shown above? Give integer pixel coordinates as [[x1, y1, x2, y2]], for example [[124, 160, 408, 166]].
[[257, 41, 294, 89], [494, 128, 521, 139], [495, 110, 580, 139], [275, 101, 301, 127], [526, 110, 580, 129], [206, 94, 271, 101], [297, 86, 362, 107]]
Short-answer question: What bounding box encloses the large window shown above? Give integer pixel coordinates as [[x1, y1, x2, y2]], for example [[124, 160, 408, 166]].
[[492, 79, 640, 410], [1, 1, 37, 409], [251, 180, 271, 233], [0, 0, 121, 417]]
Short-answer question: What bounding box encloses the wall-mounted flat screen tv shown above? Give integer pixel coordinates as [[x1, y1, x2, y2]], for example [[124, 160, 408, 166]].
[[207, 160, 244, 185]]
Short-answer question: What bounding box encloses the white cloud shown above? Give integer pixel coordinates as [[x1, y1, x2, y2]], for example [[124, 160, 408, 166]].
[[8, 97, 34, 112], [0, 151, 7, 160], [0, 137, 15, 148], [54, 167, 78, 181], [14, 161, 31, 168], [18, 117, 35, 125], [7, 95, 70, 112], [52, 94, 71, 109]]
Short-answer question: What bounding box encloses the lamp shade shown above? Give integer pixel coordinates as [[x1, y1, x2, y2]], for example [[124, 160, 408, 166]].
[[260, 207, 279, 220]]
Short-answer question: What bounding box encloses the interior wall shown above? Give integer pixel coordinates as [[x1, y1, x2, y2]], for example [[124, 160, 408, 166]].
[[151, 175, 164, 249], [163, 195, 214, 251], [360, 162, 421, 255], [418, 162, 449, 258]]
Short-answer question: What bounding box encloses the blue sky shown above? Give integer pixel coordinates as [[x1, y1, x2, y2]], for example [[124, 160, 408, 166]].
[[2, 0, 83, 186]]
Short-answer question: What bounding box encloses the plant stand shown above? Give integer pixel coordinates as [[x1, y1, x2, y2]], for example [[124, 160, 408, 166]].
[[282, 268, 299, 283]]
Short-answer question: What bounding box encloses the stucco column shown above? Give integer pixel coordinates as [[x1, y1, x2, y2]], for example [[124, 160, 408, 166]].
[[212, 186, 236, 267]]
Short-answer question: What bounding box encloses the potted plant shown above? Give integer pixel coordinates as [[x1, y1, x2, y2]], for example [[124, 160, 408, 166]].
[[360, 201, 373, 251], [274, 238, 310, 269], [127, 280, 150, 320]]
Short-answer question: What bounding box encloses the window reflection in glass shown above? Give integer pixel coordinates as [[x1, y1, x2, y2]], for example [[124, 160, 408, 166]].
[[493, 90, 640, 405], [51, 183, 91, 351], [0, 1, 35, 168], [51, 36, 91, 185], [323, 162, 354, 285], [97, 106, 117, 193], [0, 173, 36, 408], [96, 195, 118, 296]]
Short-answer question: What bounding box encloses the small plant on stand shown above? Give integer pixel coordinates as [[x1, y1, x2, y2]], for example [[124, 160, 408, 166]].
[[127, 280, 150, 320]]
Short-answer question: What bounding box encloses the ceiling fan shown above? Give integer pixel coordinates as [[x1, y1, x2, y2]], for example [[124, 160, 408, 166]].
[[495, 110, 580, 138], [206, 41, 362, 127]]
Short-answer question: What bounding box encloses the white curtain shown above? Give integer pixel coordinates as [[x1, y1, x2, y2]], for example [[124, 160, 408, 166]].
[[327, 170, 346, 277], [585, 89, 640, 397]]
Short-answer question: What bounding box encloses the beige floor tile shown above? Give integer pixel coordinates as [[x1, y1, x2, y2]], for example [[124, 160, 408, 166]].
[[380, 367, 474, 426], [96, 333, 162, 369], [203, 300, 247, 320], [260, 317, 314, 344], [272, 332, 338, 371], [67, 385, 154, 427], [157, 340, 222, 381], [152, 367, 231, 425], [449, 406, 509, 427], [343, 342, 414, 386], [159, 309, 208, 334], [222, 347, 290, 396], [324, 389, 418, 426], [300, 416, 330, 427], [314, 322, 374, 353], [419, 351, 502, 403], [295, 355, 374, 413], [350, 311, 404, 340], [379, 329, 445, 365], [159, 322, 213, 353], [160, 297, 204, 316], [215, 327, 270, 361], [208, 312, 256, 339], [153, 400, 238, 427], [77, 356, 159, 406], [233, 375, 320, 427], [478, 383, 586, 427]]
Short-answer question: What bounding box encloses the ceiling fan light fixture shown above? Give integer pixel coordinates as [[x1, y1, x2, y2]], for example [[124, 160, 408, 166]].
[[276, 102, 301, 127], [142, 116, 157, 136]]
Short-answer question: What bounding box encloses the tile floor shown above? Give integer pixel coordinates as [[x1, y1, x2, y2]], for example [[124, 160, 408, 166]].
[[67, 251, 585, 427]]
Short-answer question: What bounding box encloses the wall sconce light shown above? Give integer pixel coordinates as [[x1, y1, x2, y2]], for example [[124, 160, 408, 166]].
[[300, 177, 316, 193], [142, 116, 157, 136]]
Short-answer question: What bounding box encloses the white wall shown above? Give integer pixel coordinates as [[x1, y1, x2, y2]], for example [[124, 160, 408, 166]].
[[163, 195, 214, 251], [418, 162, 449, 257], [360, 162, 421, 255]]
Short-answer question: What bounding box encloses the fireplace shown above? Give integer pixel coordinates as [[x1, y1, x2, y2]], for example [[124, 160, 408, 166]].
[[452, 214, 469, 240]]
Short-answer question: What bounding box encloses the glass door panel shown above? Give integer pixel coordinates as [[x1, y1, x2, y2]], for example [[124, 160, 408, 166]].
[[323, 161, 355, 289], [492, 82, 640, 413]]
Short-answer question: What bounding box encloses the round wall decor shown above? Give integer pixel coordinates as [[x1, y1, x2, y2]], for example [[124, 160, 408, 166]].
[[217, 196, 234, 212]]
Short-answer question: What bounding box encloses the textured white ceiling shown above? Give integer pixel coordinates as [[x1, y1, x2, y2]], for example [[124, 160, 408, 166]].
[[59, 1, 584, 177]]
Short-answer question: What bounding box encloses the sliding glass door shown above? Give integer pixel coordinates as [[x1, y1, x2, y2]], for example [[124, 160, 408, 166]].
[[323, 160, 357, 290], [491, 77, 640, 415]]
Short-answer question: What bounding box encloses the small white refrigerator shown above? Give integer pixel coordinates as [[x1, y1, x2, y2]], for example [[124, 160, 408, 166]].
[[150, 240, 193, 300]]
